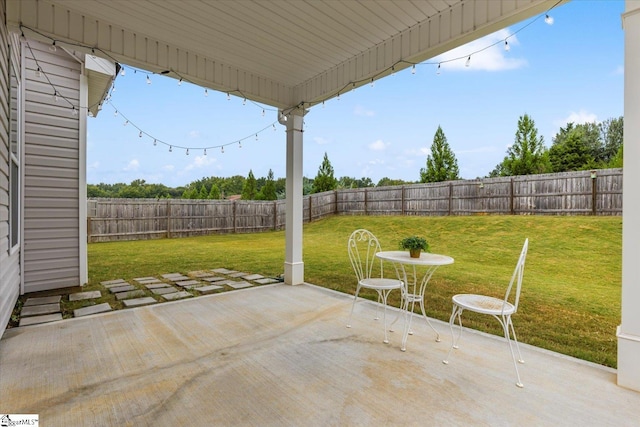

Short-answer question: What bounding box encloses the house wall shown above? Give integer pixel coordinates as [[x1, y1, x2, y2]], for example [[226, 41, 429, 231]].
[[0, 0, 21, 334], [22, 40, 81, 292]]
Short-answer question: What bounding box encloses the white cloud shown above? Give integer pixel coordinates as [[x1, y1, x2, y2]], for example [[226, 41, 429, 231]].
[[434, 29, 527, 72], [124, 159, 139, 171], [354, 105, 375, 117], [189, 130, 201, 138], [555, 110, 598, 128], [184, 155, 217, 171], [162, 164, 175, 171], [368, 139, 388, 151], [314, 136, 331, 145]]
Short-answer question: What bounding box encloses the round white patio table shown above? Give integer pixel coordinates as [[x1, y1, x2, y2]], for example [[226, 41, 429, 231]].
[[376, 251, 454, 352]]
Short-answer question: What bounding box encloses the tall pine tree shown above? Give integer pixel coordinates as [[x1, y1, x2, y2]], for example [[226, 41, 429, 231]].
[[241, 170, 257, 200], [312, 152, 337, 193], [492, 114, 550, 176], [420, 126, 460, 183]]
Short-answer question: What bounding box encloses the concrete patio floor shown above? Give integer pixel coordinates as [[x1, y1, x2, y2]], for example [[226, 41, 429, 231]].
[[1, 283, 638, 426]]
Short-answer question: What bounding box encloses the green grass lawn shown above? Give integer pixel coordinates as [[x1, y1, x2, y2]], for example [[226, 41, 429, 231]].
[[88, 215, 622, 368]]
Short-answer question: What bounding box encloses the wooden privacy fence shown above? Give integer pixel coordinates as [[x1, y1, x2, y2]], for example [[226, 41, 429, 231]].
[[87, 168, 622, 242]]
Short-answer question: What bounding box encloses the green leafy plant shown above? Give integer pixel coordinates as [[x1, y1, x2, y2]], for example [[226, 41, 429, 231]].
[[399, 236, 429, 252]]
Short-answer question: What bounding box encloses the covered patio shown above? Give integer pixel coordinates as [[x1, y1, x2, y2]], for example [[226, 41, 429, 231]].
[[2, 0, 640, 404], [1, 284, 638, 425]]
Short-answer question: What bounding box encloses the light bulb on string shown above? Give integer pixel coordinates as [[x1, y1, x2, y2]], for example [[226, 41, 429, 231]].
[[465, 56, 471, 67], [262, 109, 265, 117], [120, 67, 126, 76], [255, 134, 258, 141], [146, 75, 151, 85], [272, 124, 276, 131], [71, 107, 78, 117], [504, 40, 510, 51], [238, 141, 242, 148], [114, 110, 118, 117], [53, 91, 59, 102], [545, 14, 554, 25], [124, 120, 129, 126], [186, 148, 189, 156], [139, 131, 143, 138], [370, 78, 374, 88], [322, 100, 325, 108], [204, 149, 207, 156], [153, 139, 157, 146], [49, 41, 56, 52], [88, 111, 94, 118], [437, 63, 441, 75], [227, 93, 230, 101], [36, 67, 42, 78], [243, 98, 246, 105], [221, 146, 224, 153], [204, 89, 208, 97], [411, 64, 416, 75], [169, 145, 172, 152], [337, 93, 341, 101], [178, 78, 183, 86]]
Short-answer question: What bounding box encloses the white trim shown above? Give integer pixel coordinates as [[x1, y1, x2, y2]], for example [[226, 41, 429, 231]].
[[79, 69, 88, 285]]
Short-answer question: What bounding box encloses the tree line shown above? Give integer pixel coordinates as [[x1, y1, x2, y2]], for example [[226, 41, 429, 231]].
[[88, 114, 623, 199]]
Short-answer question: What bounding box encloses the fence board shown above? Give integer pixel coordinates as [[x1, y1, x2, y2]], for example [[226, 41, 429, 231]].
[[88, 169, 623, 242]]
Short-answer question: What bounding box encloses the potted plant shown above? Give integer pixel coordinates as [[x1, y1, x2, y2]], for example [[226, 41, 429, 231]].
[[400, 236, 429, 258]]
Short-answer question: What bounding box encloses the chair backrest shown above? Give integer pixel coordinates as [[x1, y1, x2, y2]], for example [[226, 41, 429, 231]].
[[503, 238, 529, 314], [348, 229, 384, 282]]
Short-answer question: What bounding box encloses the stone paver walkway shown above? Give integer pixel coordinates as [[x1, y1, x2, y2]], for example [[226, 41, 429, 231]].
[[12, 268, 282, 327]]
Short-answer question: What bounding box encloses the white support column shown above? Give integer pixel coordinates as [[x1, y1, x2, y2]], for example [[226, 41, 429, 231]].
[[78, 70, 88, 286], [281, 108, 306, 285], [618, 0, 640, 392]]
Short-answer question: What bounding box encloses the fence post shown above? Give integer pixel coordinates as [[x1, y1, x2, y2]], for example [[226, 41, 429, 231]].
[[309, 195, 313, 222], [510, 178, 515, 215], [448, 183, 453, 216], [364, 188, 368, 215], [401, 186, 405, 216], [591, 170, 598, 215], [274, 201, 277, 230], [166, 199, 171, 238], [334, 190, 338, 214], [233, 200, 237, 233]]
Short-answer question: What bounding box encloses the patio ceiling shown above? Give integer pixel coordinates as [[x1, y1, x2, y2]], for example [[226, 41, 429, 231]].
[[7, 0, 564, 109]]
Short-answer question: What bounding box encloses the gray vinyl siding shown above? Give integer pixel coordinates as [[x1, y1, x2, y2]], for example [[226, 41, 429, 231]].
[[23, 40, 81, 292], [0, 0, 21, 336]]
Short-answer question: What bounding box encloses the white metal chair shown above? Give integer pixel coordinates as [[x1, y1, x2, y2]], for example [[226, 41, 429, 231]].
[[443, 238, 529, 388], [347, 229, 404, 344]]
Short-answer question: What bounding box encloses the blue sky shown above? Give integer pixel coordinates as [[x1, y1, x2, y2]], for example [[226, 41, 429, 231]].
[[87, 0, 625, 188]]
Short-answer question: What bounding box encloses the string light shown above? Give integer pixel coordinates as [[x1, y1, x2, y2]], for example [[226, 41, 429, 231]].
[[124, 120, 128, 126], [139, 131, 142, 137], [411, 64, 416, 74], [545, 14, 554, 25], [465, 56, 471, 67], [114, 110, 118, 117], [120, 68, 126, 76], [71, 107, 78, 116], [153, 139, 157, 146], [227, 93, 230, 100], [204, 88, 208, 97], [186, 148, 189, 155], [437, 63, 441, 75], [255, 134, 258, 141], [146, 75, 151, 85], [238, 141, 242, 148], [169, 145, 172, 152], [243, 98, 246, 105], [53, 91, 59, 102], [221, 146, 224, 153], [204, 148, 207, 155], [49, 41, 56, 52], [262, 109, 265, 116], [178, 78, 183, 86], [35, 67, 42, 78], [504, 40, 510, 51], [370, 78, 374, 87]]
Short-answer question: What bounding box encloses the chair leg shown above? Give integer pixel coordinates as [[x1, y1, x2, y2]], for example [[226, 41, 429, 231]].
[[501, 315, 524, 388], [508, 318, 525, 364], [443, 304, 462, 364], [346, 285, 362, 329], [379, 290, 391, 344]]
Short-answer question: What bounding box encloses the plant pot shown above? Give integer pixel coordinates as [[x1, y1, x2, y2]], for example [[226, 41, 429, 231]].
[[409, 249, 421, 258]]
